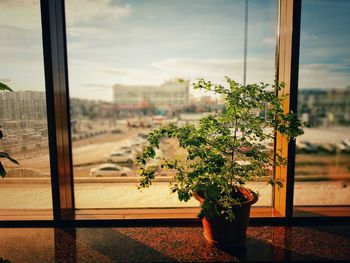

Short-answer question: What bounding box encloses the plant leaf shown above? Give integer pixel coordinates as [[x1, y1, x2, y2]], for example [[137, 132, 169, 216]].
[[0, 162, 6, 178], [0, 152, 19, 165], [0, 82, 13, 92]]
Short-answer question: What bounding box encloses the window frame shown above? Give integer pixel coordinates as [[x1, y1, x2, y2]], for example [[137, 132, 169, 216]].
[[1, 0, 349, 224], [41, 0, 75, 222]]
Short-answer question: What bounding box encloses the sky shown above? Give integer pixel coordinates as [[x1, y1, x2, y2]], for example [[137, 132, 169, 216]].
[[0, 0, 349, 101]]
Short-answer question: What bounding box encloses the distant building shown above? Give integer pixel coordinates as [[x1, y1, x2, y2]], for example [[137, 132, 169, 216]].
[[70, 98, 117, 119], [298, 87, 350, 127], [113, 79, 190, 114], [0, 91, 48, 154], [0, 91, 47, 121]]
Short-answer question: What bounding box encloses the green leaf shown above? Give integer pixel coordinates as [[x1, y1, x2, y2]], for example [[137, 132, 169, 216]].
[[0, 82, 13, 92], [276, 180, 283, 188], [0, 152, 19, 165], [0, 162, 6, 178]]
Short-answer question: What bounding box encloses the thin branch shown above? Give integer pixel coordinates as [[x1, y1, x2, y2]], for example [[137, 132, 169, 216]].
[[204, 139, 233, 156]]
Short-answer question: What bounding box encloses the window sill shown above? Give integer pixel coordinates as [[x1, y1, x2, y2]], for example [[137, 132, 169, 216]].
[[294, 206, 350, 217], [75, 207, 276, 220], [1, 206, 349, 223]]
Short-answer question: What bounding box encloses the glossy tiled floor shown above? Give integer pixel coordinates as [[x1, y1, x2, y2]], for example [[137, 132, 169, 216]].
[[0, 225, 349, 262]]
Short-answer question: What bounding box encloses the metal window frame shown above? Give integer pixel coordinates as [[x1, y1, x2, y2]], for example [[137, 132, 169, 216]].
[[1, 0, 349, 225], [273, 0, 302, 218], [41, 0, 75, 222], [274, 0, 350, 219]]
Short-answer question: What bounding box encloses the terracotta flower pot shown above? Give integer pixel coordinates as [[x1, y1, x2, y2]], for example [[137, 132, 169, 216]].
[[194, 187, 258, 247]]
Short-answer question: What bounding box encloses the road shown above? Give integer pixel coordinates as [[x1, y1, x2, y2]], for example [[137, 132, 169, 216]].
[[5, 127, 148, 177]]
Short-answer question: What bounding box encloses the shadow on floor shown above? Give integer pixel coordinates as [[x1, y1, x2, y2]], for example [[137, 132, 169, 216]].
[[307, 225, 350, 239], [215, 237, 330, 262], [56, 227, 333, 262], [1, 226, 348, 262], [55, 228, 176, 263]]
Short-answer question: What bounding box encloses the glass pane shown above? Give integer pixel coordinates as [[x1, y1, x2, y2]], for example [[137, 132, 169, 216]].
[[245, 0, 277, 205], [295, 0, 350, 206], [65, 0, 277, 209], [0, 1, 52, 210]]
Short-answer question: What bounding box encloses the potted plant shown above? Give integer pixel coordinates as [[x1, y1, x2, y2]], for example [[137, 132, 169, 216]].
[[0, 82, 19, 177], [137, 77, 303, 247]]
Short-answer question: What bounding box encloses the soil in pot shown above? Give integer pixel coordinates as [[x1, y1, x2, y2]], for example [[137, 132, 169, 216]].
[[195, 187, 258, 247]]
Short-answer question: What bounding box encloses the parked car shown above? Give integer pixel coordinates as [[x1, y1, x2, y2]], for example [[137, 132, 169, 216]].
[[137, 133, 149, 139], [318, 142, 336, 154], [296, 140, 318, 153], [90, 163, 131, 177], [133, 136, 147, 145], [111, 128, 122, 134], [105, 150, 134, 163], [144, 161, 173, 177], [342, 139, 350, 153], [140, 149, 168, 175], [118, 146, 132, 152]]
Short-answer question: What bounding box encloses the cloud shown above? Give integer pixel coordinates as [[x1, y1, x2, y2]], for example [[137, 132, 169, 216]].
[[67, 26, 110, 39], [83, 83, 112, 89], [0, 0, 131, 31], [152, 58, 242, 77], [263, 38, 276, 45], [0, 0, 41, 30], [301, 31, 320, 42], [82, 83, 113, 93], [0, 78, 12, 83], [70, 60, 162, 85], [151, 57, 275, 84], [299, 63, 350, 89], [102, 69, 129, 75], [301, 45, 350, 63], [101, 67, 165, 85], [65, 0, 131, 27]]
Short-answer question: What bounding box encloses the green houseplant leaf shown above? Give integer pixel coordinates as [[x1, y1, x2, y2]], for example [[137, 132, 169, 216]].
[[0, 82, 13, 92]]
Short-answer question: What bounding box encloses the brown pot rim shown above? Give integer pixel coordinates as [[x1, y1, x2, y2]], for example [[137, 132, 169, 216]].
[[193, 186, 258, 208]]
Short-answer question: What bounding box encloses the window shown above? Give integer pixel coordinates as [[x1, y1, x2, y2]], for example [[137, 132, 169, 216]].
[[1, 0, 348, 222], [294, 0, 350, 208], [0, 0, 52, 214], [65, 0, 278, 209]]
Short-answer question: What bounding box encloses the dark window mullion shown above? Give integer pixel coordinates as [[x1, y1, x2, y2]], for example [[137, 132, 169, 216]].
[[286, 0, 301, 219], [40, 0, 74, 222]]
